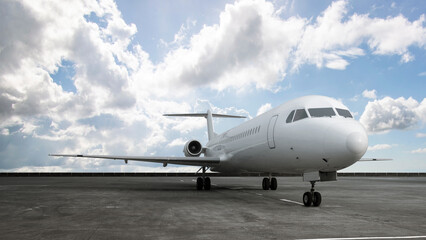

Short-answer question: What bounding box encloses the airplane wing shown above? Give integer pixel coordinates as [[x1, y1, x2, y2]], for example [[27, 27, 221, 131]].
[[359, 158, 392, 161], [49, 154, 221, 167]]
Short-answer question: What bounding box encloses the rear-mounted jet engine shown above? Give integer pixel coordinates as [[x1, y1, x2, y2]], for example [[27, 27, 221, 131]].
[[183, 140, 203, 157]]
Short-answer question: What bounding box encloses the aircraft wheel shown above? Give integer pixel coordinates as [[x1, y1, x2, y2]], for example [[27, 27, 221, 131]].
[[204, 177, 211, 190], [313, 192, 322, 207], [270, 178, 277, 190], [262, 178, 270, 190], [303, 192, 312, 207], [196, 177, 204, 190]]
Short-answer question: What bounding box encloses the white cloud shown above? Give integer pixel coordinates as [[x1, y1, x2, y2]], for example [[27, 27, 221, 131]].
[[2, 166, 74, 172], [362, 89, 377, 99], [0, 0, 137, 125], [366, 15, 426, 58], [156, 0, 306, 92], [257, 103, 272, 116], [368, 144, 392, 151], [400, 52, 415, 63], [416, 133, 426, 138], [0, 128, 9, 135], [324, 55, 350, 70], [292, 0, 426, 71], [160, 19, 197, 49], [350, 95, 360, 102], [167, 138, 188, 148], [0, 0, 193, 170], [360, 97, 426, 133], [418, 72, 426, 77], [411, 148, 426, 154]]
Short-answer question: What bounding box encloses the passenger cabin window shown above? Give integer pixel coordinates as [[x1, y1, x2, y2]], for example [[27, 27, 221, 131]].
[[308, 108, 336, 118], [293, 109, 308, 122], [336, 108, 353, 118], [286, 110, 295, 123]]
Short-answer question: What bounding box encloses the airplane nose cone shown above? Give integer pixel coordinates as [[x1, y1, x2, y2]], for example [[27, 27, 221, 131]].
[[346, 132, 368, 155], [323, 121, 368, 170]]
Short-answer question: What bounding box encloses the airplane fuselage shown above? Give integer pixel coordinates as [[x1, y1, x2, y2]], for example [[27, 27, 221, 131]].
[[206, 96, 368, 174]]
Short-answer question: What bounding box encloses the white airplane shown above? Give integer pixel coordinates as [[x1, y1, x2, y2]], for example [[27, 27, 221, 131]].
[[51, 95, 384, 207]]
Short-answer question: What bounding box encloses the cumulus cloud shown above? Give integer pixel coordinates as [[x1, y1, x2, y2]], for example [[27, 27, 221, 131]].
[[411, 148, 426, 154], [292, 0, 426, 71], [1, 128, 10, 136], [160, 19, 197, 49], [360, 97, 426, 133], [362, 89, 377, 99], [416, 133, 426, 138], [0, 0, 193, 170], [368, 144, 392, 151], [0, 0, 138, 125], [400, 52, 415, 63], [155, 0, 306, 92], [257, 103, 272, 116], [166, 138, 188, 148], [153, 0, 426, 91]]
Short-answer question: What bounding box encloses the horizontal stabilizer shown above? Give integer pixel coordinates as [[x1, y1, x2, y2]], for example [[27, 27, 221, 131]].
[[163, 113, 246, 118]]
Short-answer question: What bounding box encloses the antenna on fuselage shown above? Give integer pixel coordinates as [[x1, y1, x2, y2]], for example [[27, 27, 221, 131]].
[[164, 110, 246, 140]]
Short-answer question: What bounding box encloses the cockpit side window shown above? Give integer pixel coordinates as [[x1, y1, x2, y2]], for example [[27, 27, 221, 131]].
[[286, 110, 295, 123], [308, 108, 336, 118], [293, 109, 308, 122], [336, 108, 353, 118]]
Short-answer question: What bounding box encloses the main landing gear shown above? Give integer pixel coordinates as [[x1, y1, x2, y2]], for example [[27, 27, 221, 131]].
[[196, 167, 211, 190], [262, 175, 277, 190], [303, 181, 322, 207]]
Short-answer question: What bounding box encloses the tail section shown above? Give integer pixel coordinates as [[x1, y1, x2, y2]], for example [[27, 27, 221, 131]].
[[164, 110, 246, 140], [206, 110, 215, 140]]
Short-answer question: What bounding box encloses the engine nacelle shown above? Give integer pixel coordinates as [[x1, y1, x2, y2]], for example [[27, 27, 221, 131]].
[[183, 140, 203, 157]]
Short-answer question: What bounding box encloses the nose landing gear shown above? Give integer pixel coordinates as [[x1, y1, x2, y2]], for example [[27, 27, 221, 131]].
[[303, 181, 322, 207]]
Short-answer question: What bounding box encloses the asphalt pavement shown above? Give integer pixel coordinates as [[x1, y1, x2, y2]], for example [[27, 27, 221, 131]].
[[0, 176, 425, 240]]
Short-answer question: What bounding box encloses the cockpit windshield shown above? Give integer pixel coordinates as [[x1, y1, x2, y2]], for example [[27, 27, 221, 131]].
[[308, 108, 336, 118], [286, 110, 295, 123], [286, 106, 353, 123], [336, 108, 353, 118], [293, 109, 308, 122]]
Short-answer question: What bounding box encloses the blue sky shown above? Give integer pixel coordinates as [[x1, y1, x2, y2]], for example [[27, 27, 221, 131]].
[[0, 0, 425, 172]]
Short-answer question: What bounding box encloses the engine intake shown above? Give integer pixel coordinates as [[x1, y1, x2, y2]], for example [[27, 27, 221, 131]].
[[183, 140, 203, 157]]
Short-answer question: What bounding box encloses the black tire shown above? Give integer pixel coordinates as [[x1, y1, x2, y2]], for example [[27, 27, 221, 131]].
[[270, 178, 277, 190], [196, 177, 204, 190], [262, 178, 270, 190], [303, 192, 312, 207], [313, 192, 322, 207], [204, 177, 211, 190]]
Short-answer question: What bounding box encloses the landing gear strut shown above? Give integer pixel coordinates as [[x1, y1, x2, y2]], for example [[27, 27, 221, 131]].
[[196, 167, 211, 190], [303, 181, 322, 207], [262, 174, 277, 190]]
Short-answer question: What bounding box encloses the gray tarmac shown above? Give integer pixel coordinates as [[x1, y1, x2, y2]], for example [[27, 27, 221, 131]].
[[0, 176, 425, 240]]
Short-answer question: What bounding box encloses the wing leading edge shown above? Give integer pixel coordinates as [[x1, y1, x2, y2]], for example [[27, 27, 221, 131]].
[[49, 154, 221, 167]]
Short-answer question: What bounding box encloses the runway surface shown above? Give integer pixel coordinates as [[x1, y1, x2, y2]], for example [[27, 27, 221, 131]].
[[0, 176, 425, 240]]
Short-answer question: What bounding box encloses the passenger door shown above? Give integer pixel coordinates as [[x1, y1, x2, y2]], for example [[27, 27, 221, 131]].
[[267, 115, 278, 149]]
